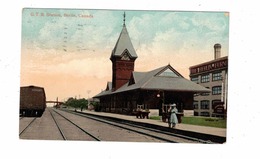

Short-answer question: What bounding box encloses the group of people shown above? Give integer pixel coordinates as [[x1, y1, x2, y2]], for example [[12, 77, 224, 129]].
[[168, 104, 178, 128]]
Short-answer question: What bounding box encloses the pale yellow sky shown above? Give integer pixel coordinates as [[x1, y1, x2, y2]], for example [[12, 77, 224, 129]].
[[20, 43, 228, 102]]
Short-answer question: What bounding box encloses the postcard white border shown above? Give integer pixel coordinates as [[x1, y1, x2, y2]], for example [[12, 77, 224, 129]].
[[1, 0, 259, 159]]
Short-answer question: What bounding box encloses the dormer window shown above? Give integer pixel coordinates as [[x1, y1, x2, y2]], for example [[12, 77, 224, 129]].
[[121, 50, 131, 60], [157, 68, 178, 77]]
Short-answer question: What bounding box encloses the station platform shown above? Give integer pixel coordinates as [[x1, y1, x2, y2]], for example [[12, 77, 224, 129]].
[[78, 109, 226, 142]]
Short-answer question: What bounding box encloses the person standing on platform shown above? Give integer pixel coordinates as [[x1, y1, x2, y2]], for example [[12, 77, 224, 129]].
[[168, 104, 178, 128]]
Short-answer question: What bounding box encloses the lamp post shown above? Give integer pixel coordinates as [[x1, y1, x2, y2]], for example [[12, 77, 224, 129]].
[[157, 90, 165, 117], [157, 91, 165, 105]]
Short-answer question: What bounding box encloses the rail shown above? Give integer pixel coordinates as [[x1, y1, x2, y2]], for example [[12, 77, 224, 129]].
[[51, 109, 101, 141], [49, 109, 67, 140], [19, 117, 37, 136], [63, 109, 213, 143]]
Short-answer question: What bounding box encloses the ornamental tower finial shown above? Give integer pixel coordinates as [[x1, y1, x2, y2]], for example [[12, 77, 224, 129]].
[[123, 12, 126, 26]]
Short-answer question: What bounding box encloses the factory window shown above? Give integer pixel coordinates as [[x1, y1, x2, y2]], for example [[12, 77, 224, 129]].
[[191, 76, 199, 83], [193, 101, 199, 109], [201, 100, 209, 109], [212, 86, 222, 95], [201, 74, 209, 83], [201, 87, 210, 96], [212, 72, 222, 81]]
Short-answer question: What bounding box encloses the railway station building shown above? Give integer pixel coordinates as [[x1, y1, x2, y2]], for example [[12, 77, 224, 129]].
[[189, 44, 228, 117], [93, 14, 210, 116]]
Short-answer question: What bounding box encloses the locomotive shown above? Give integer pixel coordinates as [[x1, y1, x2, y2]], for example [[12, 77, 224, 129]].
[[20, 85, 46, 117]]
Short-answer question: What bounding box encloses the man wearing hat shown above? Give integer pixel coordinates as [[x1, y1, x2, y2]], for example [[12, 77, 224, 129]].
[[168, 103, 178, 128]]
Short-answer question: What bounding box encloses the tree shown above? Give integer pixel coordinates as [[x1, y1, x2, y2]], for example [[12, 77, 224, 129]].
[[65, 97, 88, 111], [78, 98, 88, 111], [92, 101, 101, 112]]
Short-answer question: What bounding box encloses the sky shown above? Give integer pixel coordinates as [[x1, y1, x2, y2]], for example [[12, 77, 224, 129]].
[[20, 8, 229, 102]]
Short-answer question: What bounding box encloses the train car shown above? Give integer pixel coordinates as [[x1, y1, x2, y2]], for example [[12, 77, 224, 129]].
[[20, 85, 46, 117]]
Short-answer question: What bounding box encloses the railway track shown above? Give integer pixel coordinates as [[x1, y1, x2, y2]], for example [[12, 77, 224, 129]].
[[19, 117, 37, 136], [49, 109, 100, 141], [50, 108, 164, 142], [58, 109, 210, 143], [19, 108, 218, 143]]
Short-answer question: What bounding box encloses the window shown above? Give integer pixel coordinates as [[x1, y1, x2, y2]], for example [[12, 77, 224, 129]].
[[201, 87, 210, 96], [191, 76, 199, 83], [212, 86, 222, 95], [193, 101, 199, 109], [201, 100, 209, 109], [201, 74, 209, 83], [121, 50, 130, 60], [158, 68, 179, 77], [212, 72, 222, 81]]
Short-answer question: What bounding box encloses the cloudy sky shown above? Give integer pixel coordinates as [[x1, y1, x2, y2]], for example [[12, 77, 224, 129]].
[[21, 8, 229, 102]]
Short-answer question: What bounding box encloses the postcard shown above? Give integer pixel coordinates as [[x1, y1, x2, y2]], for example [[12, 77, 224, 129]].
[[20, 8, 228, 143]]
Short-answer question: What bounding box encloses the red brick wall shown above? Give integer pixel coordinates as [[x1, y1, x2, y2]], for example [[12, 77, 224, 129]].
[[112, 59, 135, 91]]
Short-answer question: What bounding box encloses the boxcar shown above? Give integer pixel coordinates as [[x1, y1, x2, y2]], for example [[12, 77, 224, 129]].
[[20, 85, 46, 117]]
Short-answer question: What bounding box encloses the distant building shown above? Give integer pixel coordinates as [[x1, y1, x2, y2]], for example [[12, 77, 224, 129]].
[[189, 44, 228, 117], [93, 13, 209, 116]]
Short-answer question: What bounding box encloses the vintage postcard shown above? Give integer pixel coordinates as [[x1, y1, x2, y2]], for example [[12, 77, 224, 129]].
[[20, 8, 229, 143]]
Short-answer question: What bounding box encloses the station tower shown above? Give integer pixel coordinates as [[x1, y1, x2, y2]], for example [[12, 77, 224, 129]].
[[110, 12, 138, 91]]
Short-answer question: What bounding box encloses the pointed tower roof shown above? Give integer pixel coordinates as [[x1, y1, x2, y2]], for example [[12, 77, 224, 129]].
[[110, 13, 137, 60]]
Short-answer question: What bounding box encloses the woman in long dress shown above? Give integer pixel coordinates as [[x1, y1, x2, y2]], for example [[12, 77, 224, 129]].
[[168, 104, 178, 128]]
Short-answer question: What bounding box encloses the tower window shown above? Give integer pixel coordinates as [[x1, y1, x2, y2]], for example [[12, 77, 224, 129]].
[[121, 51, 130, 60]]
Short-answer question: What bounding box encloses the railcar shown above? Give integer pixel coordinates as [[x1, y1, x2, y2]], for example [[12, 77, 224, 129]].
[[20, 85, 46, 117]]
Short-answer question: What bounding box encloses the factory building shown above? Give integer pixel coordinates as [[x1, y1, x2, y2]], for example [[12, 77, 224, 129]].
[[189, 44, 228, 117]]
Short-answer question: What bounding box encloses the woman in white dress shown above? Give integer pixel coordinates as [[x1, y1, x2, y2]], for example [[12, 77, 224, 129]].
[[168, 104, 178, 128]]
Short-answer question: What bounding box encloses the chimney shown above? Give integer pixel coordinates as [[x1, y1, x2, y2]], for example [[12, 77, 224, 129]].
[[214, 43, 221, 59]]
